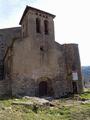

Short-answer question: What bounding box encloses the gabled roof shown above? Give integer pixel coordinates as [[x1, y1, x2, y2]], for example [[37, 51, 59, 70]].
[[19, 5, 56, 25]]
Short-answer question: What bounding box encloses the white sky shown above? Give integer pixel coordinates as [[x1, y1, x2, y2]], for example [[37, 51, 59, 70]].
[[0, 0, 90, 66]]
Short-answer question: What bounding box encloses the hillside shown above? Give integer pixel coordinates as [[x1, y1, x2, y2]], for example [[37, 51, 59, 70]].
[[82, 66, 90, 87]]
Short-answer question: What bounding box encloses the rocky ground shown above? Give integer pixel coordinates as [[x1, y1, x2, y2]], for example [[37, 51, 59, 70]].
[[0, 89, 90, 120]]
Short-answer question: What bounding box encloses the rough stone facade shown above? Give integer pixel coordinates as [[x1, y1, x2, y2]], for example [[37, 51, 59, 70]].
[[0, 6, 83, 98]]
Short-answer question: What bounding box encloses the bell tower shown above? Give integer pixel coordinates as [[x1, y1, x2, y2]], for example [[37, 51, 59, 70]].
[[19, 6, 56, 50]]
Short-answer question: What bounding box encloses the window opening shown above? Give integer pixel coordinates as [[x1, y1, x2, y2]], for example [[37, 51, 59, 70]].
[[0, 63, 4, 80], [36, 18, 41, 33], [44, 20, 49, 34]]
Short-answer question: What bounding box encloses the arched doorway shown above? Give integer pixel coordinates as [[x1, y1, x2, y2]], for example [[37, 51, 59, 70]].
[[39, 81, 47, 96], [72, 81, 77, 94]]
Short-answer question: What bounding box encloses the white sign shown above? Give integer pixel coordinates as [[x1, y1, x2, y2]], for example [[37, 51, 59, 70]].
[[72, 72, 78, 81]]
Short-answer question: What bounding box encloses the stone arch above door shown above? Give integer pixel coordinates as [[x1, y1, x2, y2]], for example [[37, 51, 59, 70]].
[[37, 77, 54, 97]]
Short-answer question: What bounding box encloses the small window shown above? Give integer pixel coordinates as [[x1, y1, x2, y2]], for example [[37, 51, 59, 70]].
[[72, 65, 76, 71], [0, 35, 3, 40], [44, 20, 49, 34], [0, 64, 4, 80], [36, 13, 38, 15], [40, 46, 44, 51], [36, 18, 41, 33]]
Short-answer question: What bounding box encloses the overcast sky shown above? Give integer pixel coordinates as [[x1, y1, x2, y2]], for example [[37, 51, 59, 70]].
[[0, 0, 90, 66]]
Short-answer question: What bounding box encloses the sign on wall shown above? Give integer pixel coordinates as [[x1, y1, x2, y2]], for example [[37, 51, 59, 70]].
[[72, 72, 78, 81]]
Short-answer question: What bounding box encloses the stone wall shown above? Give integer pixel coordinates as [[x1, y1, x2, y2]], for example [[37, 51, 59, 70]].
[[62, 44, 83, 93], [0, 27, 21, 59], [0, 6, 83, 97], [0, 27, 21, 96], [0, 79, 11, 96], [3, 35, 67, 98]]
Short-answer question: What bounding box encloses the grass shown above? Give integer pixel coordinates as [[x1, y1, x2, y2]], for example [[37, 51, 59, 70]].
[[0, 89, 90, 120], [79, 91, 90, 99]]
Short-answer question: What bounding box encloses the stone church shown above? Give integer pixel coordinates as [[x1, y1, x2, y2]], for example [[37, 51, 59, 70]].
[[0, 6, 83, 98]]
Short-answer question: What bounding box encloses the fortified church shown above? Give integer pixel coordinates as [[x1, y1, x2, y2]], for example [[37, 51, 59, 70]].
[[0, 6, 83, 97]]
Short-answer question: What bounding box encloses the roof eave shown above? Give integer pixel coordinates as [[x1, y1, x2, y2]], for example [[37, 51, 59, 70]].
[[19, 6, 56, 25]]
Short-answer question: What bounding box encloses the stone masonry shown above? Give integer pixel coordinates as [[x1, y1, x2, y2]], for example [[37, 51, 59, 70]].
[[0, 6, 83, 98]]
